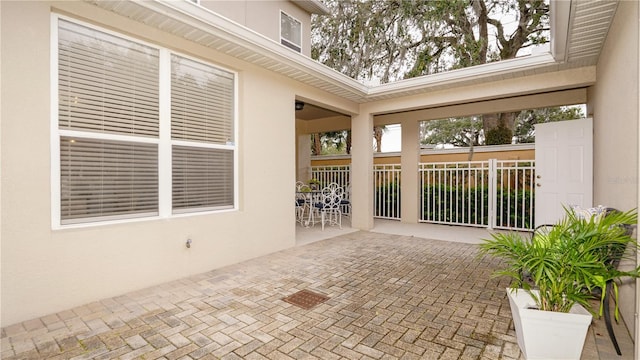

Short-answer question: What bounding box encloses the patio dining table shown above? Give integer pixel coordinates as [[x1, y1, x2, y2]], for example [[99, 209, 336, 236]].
[[296, 190, 321, 227]]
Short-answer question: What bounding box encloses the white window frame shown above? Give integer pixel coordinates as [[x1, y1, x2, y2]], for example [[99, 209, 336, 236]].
[[280, 10, 302, 53], [51, 14, 238, 229], [169, 53, 238, 215]]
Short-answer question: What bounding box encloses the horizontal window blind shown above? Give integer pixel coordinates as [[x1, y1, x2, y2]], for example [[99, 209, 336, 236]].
[[172, 146, 234, 211], [60, 137, 158, 224], [171, 55, 236, 213], [171, 55, 234, 145], [54, 17, 237, 226], [58, 19, 160, 138]]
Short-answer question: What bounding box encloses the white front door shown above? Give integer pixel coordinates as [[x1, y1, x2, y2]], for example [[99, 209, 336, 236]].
[[534, 118, 593, 227]]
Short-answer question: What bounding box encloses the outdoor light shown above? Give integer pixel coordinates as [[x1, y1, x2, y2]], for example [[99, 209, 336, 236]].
[[295, 101, 305, 110]]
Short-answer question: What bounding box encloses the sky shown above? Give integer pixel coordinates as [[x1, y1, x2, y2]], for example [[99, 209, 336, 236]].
[[381, 124, 402, 152]]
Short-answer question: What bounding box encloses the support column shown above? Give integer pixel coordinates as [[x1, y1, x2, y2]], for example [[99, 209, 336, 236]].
[[351, 111, 374, 230], [295, 119, 311, 182], [400, 119, 420, 223]]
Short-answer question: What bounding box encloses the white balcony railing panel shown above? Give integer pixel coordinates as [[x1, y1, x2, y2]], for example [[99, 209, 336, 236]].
[[311, 159, 534, 231]]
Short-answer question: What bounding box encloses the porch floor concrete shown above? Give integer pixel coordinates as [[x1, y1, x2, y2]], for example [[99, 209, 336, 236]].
[[1, 221, 634, 359]]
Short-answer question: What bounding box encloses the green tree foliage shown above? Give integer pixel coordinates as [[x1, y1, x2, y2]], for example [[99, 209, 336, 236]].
[[313, 0, 550, 144], [421, 106, 584, 147], [312, 130, 349, 155], [514, 106, 585, 143], [373, 126, 386, 152], [485, 123, 513, 145], [317, 126, 387, 155], [421, 116, 481, 147], [313, 0, 549, 82]]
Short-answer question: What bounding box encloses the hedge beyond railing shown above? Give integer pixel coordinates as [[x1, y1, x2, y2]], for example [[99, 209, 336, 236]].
[[421, 184, 534, 229], [374, 182, 401, 219]]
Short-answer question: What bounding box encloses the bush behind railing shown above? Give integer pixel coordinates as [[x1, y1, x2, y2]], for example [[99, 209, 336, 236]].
[[374, 182, 401, 218], [421, 184, 534, 229]]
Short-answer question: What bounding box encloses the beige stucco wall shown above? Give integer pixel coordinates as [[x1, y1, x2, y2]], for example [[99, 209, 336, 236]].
[[0, 1, 353, 327], [200, 0, 313, 56], [588, 0, 639, 339]]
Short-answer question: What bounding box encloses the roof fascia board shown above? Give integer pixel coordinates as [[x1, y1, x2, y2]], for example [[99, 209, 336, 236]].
[[551, 0, 572, 62], [367, 66, 594, 119], [374, 87, 589, 125], [125, 0, 367, 94], [88, 0, 580, 104], [368, 53, 557, 97], [291, 0, 330, 15]]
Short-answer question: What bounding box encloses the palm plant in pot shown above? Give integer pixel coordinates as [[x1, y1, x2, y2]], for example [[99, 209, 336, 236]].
[[480, 206, 638, 360]]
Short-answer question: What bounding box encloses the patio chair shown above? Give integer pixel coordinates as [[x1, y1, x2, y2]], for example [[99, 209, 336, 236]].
[[314, 183, 343, 230], [340, 184, 351, 217], [295, 183, 310, 225]]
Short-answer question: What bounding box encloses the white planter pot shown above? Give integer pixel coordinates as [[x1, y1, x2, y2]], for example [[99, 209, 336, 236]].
[[507, 288, 592, 360]]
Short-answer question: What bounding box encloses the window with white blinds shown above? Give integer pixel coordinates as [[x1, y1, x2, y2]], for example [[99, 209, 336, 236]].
[[172, 146, 234, 211], [54, 17, 237, 227], [171, 55, 235, 213], [58, 20, 160, 137], [171, 55, 234, 145], [60, 137, 159, 222]]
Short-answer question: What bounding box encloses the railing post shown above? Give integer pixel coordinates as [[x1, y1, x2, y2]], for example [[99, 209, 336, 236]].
[[488, 159, 497, 230]]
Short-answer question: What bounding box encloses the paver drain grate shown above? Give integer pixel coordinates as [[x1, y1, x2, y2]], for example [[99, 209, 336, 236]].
[[282, 289, 329, 309]]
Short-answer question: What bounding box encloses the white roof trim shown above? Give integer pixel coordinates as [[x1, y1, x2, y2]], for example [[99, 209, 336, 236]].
[[86, 0, 599, 104], [369, 53, 557, 96], [550, 0, 571, 62], [291, 0, 330, 15], [91, 0, 367, 95]]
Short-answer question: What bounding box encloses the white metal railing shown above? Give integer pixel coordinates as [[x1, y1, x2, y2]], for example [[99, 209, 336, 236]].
[[311, 160, 534, 230], [420, 161, 491, 227], [311, 166, 350, 189], [419, 160, 534, 230], [311, 165, 351, 215], [493, 160, 535, 230], [373, 164, 401, 219]]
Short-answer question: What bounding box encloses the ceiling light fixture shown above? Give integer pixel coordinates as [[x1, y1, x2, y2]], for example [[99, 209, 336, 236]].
[[295, 101, 305, 111]]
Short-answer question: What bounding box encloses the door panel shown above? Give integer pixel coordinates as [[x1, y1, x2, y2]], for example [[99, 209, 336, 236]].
[[534, 118, 593, 227]]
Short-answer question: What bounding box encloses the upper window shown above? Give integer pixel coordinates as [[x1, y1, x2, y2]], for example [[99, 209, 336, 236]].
[[280, 11, 302, 52], [53, 17, 236, 227]]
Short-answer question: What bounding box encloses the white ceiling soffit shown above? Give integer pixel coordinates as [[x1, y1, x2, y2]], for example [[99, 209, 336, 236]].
[[552, 0, 618, 64], [85, 0, 609, 103], [566, 0, 618, 63], [84, 0, 367, 101], [291, 0, 330, 15]]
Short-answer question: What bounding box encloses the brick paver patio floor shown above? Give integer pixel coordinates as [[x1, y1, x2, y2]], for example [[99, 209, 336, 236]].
[[0, 230, 628, 359]]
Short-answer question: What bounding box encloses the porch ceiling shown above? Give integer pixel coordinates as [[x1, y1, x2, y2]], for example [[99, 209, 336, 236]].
[[83, 0, 617, 103]]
